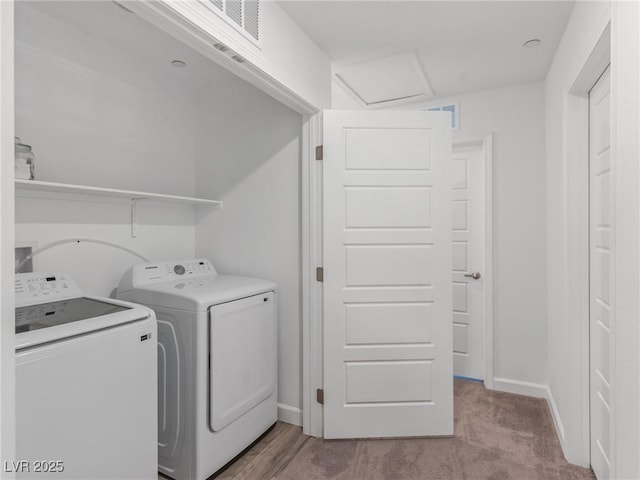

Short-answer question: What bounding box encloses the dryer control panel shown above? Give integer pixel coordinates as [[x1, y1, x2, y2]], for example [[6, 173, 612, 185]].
[[119, 258, 218, 290], [15, 273, 83, 307]]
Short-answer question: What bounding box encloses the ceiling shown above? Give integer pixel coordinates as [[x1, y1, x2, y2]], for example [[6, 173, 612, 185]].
[[20, 1, 238, 95], [279, 1, 575, 100]]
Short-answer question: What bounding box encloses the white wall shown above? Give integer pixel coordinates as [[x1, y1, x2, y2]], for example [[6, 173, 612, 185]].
[[15, 3, 196, 196], [15, 200, 196, 296], [331, 79, 361, 109], [14, 3, 198, 296], [610, 3, 640, 476], [334, 82, 548, 390], [193, 78, 303, 422], [544, 1, 610, 466], [258, 1, 331, 109]]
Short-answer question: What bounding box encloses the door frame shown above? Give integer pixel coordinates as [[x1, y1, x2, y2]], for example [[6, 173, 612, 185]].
[[558, 18, 610, 468], [587, 63, 611, 480], [301, 113, 323, 437], [301, 125, 495, 437]]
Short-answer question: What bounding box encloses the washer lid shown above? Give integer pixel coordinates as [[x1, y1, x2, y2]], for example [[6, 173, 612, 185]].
[[15, 296, 151, 350], [119, 274, 277, 311]]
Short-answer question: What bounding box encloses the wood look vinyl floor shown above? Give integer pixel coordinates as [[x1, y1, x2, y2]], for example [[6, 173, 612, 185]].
[[159, 380, 595, 480], [157, 422, 305, 480], [214, 422, 309, 480]]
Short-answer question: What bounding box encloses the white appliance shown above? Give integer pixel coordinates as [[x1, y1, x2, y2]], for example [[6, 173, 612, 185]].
[[117, 258, 277, 480], [14, 272, 157, 480]]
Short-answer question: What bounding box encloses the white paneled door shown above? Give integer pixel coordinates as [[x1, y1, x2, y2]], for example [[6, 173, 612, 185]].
[[322, 110, 453, 438], [451, 144, 485, 380], [589, 66, 612, 480]]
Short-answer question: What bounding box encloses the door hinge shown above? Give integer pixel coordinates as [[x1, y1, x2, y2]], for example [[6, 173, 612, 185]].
[[315, 145, 323, 161], [316, 267, 323, 282], [316, 388, 324, 404]]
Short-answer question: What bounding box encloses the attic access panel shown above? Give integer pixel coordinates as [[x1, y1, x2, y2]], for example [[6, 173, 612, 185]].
[[335, 51, 433, 106]]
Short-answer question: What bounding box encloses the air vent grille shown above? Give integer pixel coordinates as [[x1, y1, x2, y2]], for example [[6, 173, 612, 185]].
[[226, 0, 242, 26], [206, 0, 260, 41], [244, 0, 259, 41]]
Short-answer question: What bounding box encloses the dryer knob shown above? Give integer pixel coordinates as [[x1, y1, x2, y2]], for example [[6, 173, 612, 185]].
[[174, 265, 186, 275]]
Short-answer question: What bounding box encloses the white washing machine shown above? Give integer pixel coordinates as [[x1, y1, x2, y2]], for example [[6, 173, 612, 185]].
[[117, 258, 277, 480], [15, 272, 157, 479]]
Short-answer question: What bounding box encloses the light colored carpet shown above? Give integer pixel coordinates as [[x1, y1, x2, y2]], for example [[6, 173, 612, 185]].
[[275, 380, 595, 480]]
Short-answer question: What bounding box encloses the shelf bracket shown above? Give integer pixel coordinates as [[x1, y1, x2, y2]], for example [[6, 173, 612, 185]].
[[131, 198, 139, 238]]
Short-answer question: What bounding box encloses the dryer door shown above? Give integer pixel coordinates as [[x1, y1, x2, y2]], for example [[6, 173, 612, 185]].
[[209, 292, 276, 432]]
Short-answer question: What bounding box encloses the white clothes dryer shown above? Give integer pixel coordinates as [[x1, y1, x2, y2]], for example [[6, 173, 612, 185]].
[[117, 259, 277, 480]]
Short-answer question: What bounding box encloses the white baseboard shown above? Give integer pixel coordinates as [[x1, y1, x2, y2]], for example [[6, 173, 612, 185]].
[[491, 377, 547, 398], [492, 378, 569, 459], [278, 403, 302, 427], [544, 385, 566, 445], [484, 378, 588, 469]]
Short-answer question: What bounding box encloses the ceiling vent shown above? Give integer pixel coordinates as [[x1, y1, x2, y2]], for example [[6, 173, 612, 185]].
[[335, 51, 433, 107], [204, 0, 260, 42]]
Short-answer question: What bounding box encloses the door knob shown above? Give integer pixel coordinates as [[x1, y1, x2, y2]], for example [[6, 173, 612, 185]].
[[464, 272, 482, 280]]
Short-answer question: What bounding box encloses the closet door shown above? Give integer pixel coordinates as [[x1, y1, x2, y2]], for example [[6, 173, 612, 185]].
[[323, 110, 453, 438], [451, 143, 486, 380]]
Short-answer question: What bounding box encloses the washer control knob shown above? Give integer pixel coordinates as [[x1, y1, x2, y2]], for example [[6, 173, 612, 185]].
[[174, 265, 186, 275]]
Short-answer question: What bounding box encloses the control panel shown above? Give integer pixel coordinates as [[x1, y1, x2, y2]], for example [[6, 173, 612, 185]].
[[15, 299, 73, 330], [15, 273, 83, 307], [124, 258, 218, 289]]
